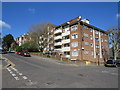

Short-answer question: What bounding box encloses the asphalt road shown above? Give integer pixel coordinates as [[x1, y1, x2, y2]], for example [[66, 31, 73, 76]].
[[2, 53, 119, 88]]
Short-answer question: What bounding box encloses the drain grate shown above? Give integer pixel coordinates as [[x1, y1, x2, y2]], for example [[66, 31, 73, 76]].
[[46, 81, 54, 85]]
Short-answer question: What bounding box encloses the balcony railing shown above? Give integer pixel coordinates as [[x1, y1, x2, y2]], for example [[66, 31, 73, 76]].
[[54, 42, 62, 46], [54, 49, 62, 52], [54, 29, 62, 34], [54, 35, 62, 40], [65, 55, 70, 58], [62, 47, 70, 52], [62, 31, 70, 37], [62, 39, 70, 44]]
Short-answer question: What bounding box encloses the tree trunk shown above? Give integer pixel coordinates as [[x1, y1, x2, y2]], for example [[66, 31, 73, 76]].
[[114, 51, 117, 60]]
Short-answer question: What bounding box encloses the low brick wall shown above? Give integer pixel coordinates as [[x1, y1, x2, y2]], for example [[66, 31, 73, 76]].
[[30, 53, 103, 66]]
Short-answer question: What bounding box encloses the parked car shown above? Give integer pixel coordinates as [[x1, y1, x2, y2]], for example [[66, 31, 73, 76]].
[[22, 51, 31, 57], [16, 51, 23, 55], [104, 60, 116, 67], [104, 60, 120, 67], [1, 50, 7, 54], [9, 50, 15, 53]]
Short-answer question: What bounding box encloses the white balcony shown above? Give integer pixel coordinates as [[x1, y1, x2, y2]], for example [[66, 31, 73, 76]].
[[54, 42, 62, 46], [54, 49, 62, 52], [54, 29, 62, 34], [65, 55, 70, 58], [62, 47, 70, 52], [64, 27, 70, 32], [62, 39, 70, 44], [54, 36, 62, 40], [62, 31, 70, 37]]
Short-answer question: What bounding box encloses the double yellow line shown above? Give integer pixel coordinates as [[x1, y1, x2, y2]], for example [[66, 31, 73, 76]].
[[2, 57, 15, 69]]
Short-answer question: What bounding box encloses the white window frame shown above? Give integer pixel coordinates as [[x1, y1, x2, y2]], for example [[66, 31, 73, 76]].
[[83, 33, 88, 37], [71, 42, 78, 47], [71, 25, 78, 31], [72, 51, 78, 56], [71, 33, 78, 39]]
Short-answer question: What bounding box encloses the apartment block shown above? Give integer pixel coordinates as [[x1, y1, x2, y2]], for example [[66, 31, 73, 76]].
[[15, 33, 29, 46], [47, 16, 109, 63]]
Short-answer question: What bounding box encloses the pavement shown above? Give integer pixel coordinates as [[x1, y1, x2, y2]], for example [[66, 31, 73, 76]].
[[2, 53, 119, 88]]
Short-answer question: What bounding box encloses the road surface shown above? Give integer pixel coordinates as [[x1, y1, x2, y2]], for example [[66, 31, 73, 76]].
[[2, 53, 118, 88]]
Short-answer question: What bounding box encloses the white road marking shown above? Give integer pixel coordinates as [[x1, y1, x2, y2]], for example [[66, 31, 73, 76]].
[[14, 77, 19, 80], [23, 76, 28, 80], [19, 73, 23, 76], [12, 74, 16, 77], [10, 67, 18, 71], [9, 71, 13, 74], [7, 66, 31, 81], [7, 68, 11, 72]]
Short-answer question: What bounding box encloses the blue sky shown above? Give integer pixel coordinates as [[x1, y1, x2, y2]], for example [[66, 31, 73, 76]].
[[2, 2, 118, 38]]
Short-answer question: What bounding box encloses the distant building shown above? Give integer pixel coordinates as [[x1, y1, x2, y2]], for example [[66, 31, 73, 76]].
[[15, 33, 29, 46]]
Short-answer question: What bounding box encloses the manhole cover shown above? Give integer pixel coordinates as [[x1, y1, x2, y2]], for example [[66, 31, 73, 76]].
[[78, 74, 84, 77], [25, 80, 37, 86]]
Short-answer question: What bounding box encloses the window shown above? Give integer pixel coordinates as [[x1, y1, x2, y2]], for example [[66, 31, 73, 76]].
[[101, 39, 103, 42], [90, 43, 93, 47], [102, 46, 104, 49], [64, 25, 69, 32], [90, 28, 93, 32], [83, 25, 88, 29], [83, 33, 88, 37], [101, 32, 103, 35], [105, 40, 107, 42], [91, 52, 94, 56], [64, 43, 70, 47], [50, 47, 53, 50], [96, 52, 99, 55], [64, 36, 69, 39], [104, 33, 107, 36], [72, 51, 78, 56], [84, 42, 89, 45], [71, 42, 78, 47], [95, 30, 99, 34], [96, 45, 99, 48], [64, 52, 70, 55], [95, 37, 99, 41], [90, 35, 93, 40], [84, 51, 89, 54], [72, 33, 78, 39], [71, 25, 78, 31]]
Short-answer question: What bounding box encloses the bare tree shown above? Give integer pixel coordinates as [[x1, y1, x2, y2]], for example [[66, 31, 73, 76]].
[[108, 28, 120, 60], [28, 22, 56, 52]]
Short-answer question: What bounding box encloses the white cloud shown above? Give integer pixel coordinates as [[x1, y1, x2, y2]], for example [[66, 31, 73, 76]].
[[28, 8, 36, 14], [0, 20, 11, 29]]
